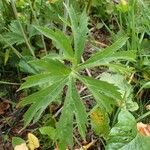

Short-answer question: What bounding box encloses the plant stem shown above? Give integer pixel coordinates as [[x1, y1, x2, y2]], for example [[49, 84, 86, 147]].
[[10, 0, 35, 58], [28, 0, 47, 55], [0, 81, 20, 85], [0, 35, 23, 58], [86, 0, 92, 14]]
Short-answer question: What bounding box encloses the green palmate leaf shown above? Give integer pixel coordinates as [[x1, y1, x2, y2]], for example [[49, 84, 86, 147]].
[[78, 36, 128, 69], [100, 72, 139, 112], [30, 58, 71, 75], [106, 109, 150, 150], [90, 106, 110, 138], [79, 76, 122, 100], [108, 63, 134, 75], [97, 50, 136, 66], [57, 87, 74, 150], [78, 76, 122, 113], [91, 90, 117, 113], [65, 5, 89, 63], [70, 78, 87, 138], [19, 73, 67, 90], [34, 26, 74, 60], [19, 77, 68, 127], [57, 77, 87, 150], [110, 50, 136, 62]]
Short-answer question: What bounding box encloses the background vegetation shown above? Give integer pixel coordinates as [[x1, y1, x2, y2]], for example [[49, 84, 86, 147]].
[[0, 0, 150, 149]]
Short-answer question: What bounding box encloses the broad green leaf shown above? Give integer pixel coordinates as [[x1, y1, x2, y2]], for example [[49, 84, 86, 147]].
[[34, 26, 74, 60], [120, 134, 150, 150], [29, 58, 71, 75], [90, 106, 110, 138], [12, 137, 26, 148], [78, 36, 128, 69], [106, 109, 136, 150], [106, 109, 150, 150], [39, 126, 56, 140], [57, 77, 87, 150], [19, 77, 68, 127], [19, 73, 67, 90], [66, 5, 89, 63]]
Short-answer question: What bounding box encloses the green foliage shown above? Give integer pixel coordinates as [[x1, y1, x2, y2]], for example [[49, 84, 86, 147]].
[[100, 72, 139, 112], [91, 0, 115, 20], [39, 126, 56, 140], [0, 0, 149, 149], [78, 36, 135, 69], [79, 75, 122, 113], [106, 109, 150, 150], [18, 5, 136, 149], [34, 26, 74, 60], [12, 137, 25, 148], [56, 77, 87, 149], [65, 4, 89, 64], [90, 106, 110, 137]]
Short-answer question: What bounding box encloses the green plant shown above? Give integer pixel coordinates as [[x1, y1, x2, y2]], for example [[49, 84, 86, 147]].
[[90, 0, 115, 20], [18, 5, 136, 150], [106, 109, 150, 150]]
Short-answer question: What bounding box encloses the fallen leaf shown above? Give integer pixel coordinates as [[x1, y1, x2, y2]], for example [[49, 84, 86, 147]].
[[137, 122, 150, 136], [14, 143, 28, 150], [0, 101, 10, 115], [90, 107, 110, 137], [82, 140, 97, 150], [74, 140, 97, 150], [27, 133, 40, 150], [146, 105, 150, 110]]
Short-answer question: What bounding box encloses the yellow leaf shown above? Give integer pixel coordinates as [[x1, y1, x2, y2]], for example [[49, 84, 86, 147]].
[[14, 143, 28, 150], [27, 133, 40, 150], [120, 0, 127, 6]]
